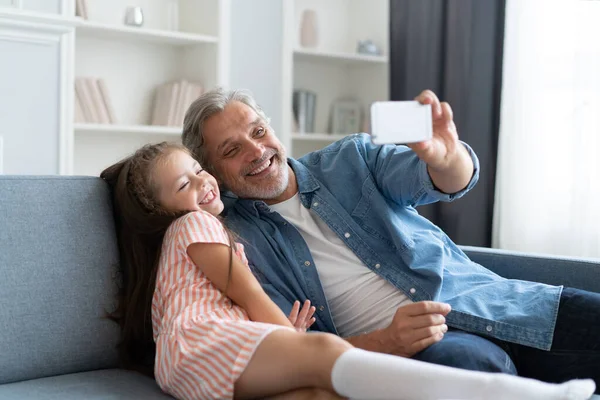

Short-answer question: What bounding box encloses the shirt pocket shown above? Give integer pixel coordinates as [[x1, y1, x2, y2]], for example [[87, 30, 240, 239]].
[[350, 175, 414, 252]]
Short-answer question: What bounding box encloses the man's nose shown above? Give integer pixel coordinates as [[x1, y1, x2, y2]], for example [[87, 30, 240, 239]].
[[246, 140, 264, 161]]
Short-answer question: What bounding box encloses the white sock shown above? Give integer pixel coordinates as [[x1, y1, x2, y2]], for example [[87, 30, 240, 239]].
[[330, 348, 595, 400]]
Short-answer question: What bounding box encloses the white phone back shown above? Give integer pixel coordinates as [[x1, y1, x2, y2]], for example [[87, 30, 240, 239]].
[[370, 101, 433, 144]]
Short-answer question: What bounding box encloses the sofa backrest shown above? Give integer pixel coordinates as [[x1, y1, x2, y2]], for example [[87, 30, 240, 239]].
[[0, 176, 120, 384]]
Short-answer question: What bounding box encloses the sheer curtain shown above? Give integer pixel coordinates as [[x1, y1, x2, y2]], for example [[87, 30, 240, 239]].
[[493, 0, 600, 258]]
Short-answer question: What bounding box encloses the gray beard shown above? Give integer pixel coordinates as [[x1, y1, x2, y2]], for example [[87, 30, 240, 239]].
[[234, 160, 289, 201]]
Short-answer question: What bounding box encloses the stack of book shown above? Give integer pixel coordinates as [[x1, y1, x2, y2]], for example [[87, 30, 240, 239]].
[[151, 80, 204, 127], [75, 0, 89, 19], [74, 77, 117, 124]]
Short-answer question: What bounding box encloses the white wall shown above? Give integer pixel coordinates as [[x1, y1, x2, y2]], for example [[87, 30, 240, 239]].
[[228, 0, 285, 142], [0, 23, 62, 174]]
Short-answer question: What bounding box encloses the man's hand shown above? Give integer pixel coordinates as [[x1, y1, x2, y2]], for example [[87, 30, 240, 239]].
[[288, 300, 316, 332], [408, 90, 474, 194], [346, 301, 451, 358]]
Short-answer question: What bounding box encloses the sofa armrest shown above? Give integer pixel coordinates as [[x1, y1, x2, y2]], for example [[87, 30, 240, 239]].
[[460, 246, 600, 293]]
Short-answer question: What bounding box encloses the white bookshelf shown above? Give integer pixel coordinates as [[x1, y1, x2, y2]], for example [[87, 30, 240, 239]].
[[287, 0, 389, 158], [76, 19, 219, 46], [228, 0, 389, 159], [0, 0, 387, 174], [74, 123, 181, 136], [293, 48, 389, 65], [72, 0, 229, 176], [72, 0, 387, 172]]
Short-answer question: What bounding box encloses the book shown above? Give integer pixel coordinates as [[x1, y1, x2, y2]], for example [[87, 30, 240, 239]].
[[179, 81, 195, 125], [172, 80, 187, 127], [74, 90, 85, 123], [75, 78, 96, 123], [87, 78, 110, 124], [151, 80, 204, 127], [167, 82, 181, 127], [156, 83, 175, 126], [151, 84, 167, 126], [75, 0, 88, 19], [97, 79, 117, 124], [193, 83, 204, 103]]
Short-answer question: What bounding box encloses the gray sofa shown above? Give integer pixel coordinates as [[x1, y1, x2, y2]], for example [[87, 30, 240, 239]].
[[1, 176, 599, 399]]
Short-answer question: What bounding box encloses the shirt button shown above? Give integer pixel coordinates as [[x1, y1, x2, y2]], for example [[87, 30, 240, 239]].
[[375, 263, 381, 269], [409, 288, 416, 294], [304, 261, 311, 267], [283, 222, 288, 226], [313, 202, 319, 207], [486, 325, 493, 332], [344, 232, 351, 238], [318, 306, 325, 311]]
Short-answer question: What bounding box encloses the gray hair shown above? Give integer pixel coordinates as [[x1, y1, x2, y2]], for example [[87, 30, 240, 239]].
[[182, 87, 270, 172]]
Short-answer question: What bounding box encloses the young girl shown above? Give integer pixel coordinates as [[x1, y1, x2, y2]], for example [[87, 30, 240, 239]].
[[101, 142, 595, 400]]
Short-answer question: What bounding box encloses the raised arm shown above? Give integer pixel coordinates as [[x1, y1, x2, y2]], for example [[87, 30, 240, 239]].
[[408, 90, 474, 194], [187, 242, 294, 328], [352, 91, 478, 208]]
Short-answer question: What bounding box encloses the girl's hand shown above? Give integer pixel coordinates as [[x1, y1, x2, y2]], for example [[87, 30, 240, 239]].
[[288, 300, 316, 332]]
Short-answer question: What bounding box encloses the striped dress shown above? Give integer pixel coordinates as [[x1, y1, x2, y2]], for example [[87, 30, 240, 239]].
[[151, 210, 288, 400]]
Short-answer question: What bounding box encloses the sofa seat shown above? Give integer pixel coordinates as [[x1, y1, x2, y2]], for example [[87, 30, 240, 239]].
[[0, 369, 173, 400]]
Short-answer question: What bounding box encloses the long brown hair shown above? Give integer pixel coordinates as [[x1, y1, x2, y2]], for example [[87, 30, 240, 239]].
[[100, 142, 235, 376]]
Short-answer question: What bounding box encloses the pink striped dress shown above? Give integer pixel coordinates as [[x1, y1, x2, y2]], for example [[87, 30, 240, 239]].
[[152, 210, 288, 400]]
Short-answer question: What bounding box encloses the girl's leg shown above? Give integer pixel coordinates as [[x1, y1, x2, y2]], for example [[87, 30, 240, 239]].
[[332, 348, 595, 400], [235, 330, 596, 400], [234, 330, 350, 399], [265, 388, 345, 400]]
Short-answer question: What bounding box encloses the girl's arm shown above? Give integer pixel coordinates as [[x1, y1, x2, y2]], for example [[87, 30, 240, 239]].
[[187, 242, 295, 328]]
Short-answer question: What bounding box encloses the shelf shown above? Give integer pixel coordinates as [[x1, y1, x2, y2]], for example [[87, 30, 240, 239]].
[[74, 123, 182, 136], [294, 48, 388, 65], [76, 19, 219, 46], [292, 133, 350, 142], [0, 8, 80, 27]]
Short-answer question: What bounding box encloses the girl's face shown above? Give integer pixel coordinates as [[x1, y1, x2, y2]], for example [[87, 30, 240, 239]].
[[154, 149, 224, 216]]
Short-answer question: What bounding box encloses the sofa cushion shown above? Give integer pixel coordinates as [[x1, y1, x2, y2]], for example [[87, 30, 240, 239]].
[[0, 176, 120, 384], [0, 369, 172, 399]]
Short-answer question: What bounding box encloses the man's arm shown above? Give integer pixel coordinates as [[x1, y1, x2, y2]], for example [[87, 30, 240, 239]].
[[410, 91, 474, 194], [427, 144, 473, 194], [345, 301, 451, 357]]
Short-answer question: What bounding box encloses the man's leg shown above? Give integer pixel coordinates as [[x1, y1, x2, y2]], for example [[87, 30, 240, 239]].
[[411, 330, 517, 374], [503, 288, 600, 393]]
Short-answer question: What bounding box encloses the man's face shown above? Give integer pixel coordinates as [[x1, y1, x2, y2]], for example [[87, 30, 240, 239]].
[[202, 101, 290, 202]]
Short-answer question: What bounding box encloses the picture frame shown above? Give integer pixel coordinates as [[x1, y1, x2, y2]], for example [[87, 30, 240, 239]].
[[331, 100, 362, 134]]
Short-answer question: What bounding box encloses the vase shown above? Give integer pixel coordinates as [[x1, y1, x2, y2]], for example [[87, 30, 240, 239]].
[[124, 6, 144, 27], [300, 9, 318, 48]]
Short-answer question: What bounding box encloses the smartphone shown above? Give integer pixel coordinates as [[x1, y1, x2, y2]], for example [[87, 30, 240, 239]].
[[370, 101, 433, 145]]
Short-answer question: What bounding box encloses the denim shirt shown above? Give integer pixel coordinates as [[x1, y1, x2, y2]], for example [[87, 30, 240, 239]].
[[223, 134, 562, 351]]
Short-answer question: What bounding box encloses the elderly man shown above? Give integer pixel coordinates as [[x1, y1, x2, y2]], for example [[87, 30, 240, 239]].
[[181, 87, 600, 392]]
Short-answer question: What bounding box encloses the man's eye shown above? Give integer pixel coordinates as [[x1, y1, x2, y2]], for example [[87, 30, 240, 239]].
[[223, 147, 238, 157], [255, 128, 265, 137]]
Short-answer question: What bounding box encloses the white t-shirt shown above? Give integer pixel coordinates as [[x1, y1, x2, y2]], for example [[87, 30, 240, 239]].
[[269, 193, 413, 338]]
